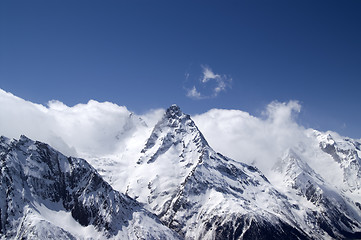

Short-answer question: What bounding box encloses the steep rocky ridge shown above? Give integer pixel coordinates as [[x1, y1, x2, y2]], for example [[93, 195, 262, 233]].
[[0, 135, 179, 239]]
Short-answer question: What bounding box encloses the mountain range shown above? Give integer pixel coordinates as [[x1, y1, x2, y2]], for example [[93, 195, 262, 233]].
[[1, 105, 361, 239]]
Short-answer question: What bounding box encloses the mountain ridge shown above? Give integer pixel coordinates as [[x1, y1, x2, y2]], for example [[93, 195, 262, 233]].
[[0, 135, 180, 239], [1, 104, 361, 239], [124, 105, 312, 239]]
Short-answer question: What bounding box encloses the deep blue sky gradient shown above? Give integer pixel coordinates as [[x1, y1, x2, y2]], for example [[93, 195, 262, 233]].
[[1, 0, 360, 137]]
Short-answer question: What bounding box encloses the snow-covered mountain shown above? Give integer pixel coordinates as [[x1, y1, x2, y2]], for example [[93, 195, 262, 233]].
[[0, 135, 179, 239], [121, 105, 308, 239], [121, 105, 361, 239], [316, 131, 361, 201], [273, 148, 361, 239], [1, 103, 361, 239]]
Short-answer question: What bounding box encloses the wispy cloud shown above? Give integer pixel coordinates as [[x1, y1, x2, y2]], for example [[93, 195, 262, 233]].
[[186, 86, 203, 100], [201, 65, 220, 83], [185, 65, 232, 100], [201, 65, 232, 97]]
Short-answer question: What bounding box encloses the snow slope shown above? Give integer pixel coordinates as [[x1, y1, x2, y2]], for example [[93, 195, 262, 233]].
[[0, 135, 179, 239], [2, 103, 361, 239], [273, 148, 361, 239], [121, 105, 361, 239], [315, 131, 361, 202], [123, 105, 312, 239]]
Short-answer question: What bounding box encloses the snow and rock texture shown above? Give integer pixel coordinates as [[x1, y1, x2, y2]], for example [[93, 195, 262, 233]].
[[122, 105, 361, 239], [125, 105, 311, 239], [2, 103, 361, 239], [316, 131, 361, 200], [0, 135, 179, 239], [273, 148, 361, 239]]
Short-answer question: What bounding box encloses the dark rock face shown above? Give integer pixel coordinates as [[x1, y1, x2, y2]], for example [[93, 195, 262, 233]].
[[211, 215, 308, 240], [1, 136, 127, 235], [0, 135, 179, 239]]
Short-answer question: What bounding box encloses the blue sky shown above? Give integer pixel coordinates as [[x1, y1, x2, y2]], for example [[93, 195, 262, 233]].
[[1, 0, 360, 138]]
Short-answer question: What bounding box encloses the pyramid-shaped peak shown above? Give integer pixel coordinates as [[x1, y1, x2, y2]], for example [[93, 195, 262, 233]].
[[139, 104, 209, 157]]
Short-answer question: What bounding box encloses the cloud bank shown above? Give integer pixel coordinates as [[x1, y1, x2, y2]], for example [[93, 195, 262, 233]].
[[0, 89, 163, 159], [186, 65, 232, 99], [193, 101, 312, 175], [0, 88, 335, 181]]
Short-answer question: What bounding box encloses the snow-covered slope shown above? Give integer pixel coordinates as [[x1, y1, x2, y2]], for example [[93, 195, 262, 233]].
[[273, 148, 361, 239], [315, 131, 361, 201], [2, 103, 361, 239], [120, 105, 361, 239], [124, 105, 312, 239], [0, 135, 179, 239]]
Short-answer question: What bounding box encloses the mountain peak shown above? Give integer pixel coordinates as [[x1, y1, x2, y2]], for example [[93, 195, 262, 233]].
[[19, 134, 32, 142], [165, 104, 183, 119], [138, 105, 209, 163]]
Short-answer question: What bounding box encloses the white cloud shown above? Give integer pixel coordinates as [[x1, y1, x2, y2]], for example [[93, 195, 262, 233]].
[[186, 86, 203, 100], [201, 65, 220, 83], [214, 78, 226, 95], [0, 89, 305, 173], [193, 100, 309, 176], [263, 100, 301, 125], [186, 65, 232, 99], [0, 88, 162, 159], [0, 89, 349, 189], [2, 87, 355, 208]]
